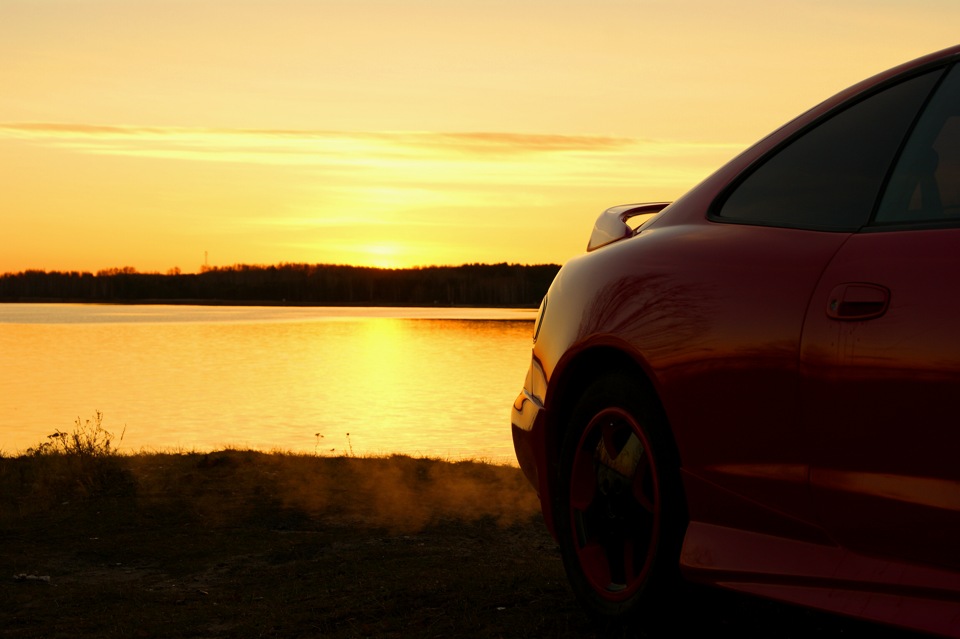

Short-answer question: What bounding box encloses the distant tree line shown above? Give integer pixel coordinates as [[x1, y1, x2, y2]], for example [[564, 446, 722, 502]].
[[0, 263, 561, 308]]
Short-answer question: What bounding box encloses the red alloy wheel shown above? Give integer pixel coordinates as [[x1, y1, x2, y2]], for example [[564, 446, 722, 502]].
[[567, 406, 661, 600]]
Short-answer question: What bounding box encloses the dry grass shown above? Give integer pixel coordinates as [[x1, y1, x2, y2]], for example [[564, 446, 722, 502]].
[[0, 448, 579, 638]]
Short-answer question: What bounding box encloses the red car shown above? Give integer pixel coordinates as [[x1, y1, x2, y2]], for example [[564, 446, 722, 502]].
[[512, 45, 960, 637]]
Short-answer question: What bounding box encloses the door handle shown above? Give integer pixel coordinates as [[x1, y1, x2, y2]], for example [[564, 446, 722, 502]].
[[826, 283, 890, 320]]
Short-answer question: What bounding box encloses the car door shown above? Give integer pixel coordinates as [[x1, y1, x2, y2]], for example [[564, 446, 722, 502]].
[[702, 65, 944, 529], [800, 64, 960, 569]]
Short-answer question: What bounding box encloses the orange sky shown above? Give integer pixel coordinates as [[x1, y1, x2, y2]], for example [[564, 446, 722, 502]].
[[2, 1, 958, 272]]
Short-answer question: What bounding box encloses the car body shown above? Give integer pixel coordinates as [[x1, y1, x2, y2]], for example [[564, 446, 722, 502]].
[[512, 45, 960, 636]]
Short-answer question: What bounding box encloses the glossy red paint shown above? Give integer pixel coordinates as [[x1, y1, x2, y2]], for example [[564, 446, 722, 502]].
[[512, 45, 960, 636]]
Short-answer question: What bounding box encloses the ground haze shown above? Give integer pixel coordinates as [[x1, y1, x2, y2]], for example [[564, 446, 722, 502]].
[[1, 450, 923, 638]]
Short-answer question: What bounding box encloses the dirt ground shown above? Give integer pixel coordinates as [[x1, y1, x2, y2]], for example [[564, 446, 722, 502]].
[[0, 450, 928, 638]]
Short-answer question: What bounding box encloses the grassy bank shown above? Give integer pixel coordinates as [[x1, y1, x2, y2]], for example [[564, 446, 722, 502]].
[[1, 446, 920, 638], [1, 449, 570, 638]]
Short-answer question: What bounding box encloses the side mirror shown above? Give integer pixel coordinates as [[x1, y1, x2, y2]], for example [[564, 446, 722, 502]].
[[586, 202, 671, 252]]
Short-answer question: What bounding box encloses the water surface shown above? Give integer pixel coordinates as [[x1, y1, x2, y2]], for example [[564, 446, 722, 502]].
[[1, 304, 536, 463]]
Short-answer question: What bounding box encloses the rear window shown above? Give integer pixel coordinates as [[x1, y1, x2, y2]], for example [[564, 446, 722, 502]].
[[875, 65, 960, 225], [715, 70, 942, 231]]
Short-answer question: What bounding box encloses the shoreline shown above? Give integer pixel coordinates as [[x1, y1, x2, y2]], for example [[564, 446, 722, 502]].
[[0, 263, 561, 310], [0, 298, 542, 309]]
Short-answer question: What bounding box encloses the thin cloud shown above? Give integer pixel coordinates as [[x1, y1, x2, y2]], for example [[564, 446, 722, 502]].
[[1, 123, 175, 136], [0, 122, 740, 158], [0, 122, 744, 194]]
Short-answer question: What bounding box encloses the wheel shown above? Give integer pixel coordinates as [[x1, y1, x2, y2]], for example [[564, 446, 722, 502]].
[[555, 373, 685, 627]]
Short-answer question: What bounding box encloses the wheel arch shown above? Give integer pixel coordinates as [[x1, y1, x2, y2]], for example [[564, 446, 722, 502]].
[[539, 340, 679, 536]]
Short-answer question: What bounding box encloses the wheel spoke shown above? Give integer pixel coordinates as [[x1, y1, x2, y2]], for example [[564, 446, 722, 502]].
[[622, 537, 636, 584], [577, 540, 613, 590], [631, 452, 656, 514], [601, 421, 621, 461], [569, 446, 598, 511]]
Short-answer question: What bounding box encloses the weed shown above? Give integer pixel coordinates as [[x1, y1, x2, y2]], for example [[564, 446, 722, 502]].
[[27, 410, 123, 458], [17, 411, 132, 504], [314, 432, 325, 455]]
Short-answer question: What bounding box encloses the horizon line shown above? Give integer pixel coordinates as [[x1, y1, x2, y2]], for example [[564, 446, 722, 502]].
[[1, 261, 564, 278]]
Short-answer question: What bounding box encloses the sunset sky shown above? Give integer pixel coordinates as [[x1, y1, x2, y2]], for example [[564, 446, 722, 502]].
[[3, 1, 958, 273]]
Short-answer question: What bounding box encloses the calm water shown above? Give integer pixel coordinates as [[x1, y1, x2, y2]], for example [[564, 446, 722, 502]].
[[0, 304, 537, 463]]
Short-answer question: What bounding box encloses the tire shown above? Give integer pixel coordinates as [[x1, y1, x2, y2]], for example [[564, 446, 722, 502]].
[[554, 373, 685, 628]]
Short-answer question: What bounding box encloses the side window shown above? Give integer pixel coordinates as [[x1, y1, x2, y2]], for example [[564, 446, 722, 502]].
[[716, 70, 942, 231], [875, 65, 960, 225]]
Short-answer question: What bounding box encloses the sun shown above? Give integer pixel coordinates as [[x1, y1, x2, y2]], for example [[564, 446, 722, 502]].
[[362, 243, 405, 269]]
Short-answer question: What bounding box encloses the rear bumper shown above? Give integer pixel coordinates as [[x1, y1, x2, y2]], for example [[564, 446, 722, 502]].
[[511, 388, 544, 490], [511, 385, 557, 537]]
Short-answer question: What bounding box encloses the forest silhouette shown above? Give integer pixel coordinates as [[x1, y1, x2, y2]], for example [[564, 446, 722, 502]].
[[0, 263, 560, 308]]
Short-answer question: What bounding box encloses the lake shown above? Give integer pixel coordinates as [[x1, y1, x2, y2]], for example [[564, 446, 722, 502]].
[[0, 304, 537, 463]]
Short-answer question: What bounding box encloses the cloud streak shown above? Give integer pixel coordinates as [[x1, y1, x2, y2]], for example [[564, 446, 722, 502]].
[[0, 122, 741, 162], [0, 122, 634, 153], [1, 122, 744, 202]]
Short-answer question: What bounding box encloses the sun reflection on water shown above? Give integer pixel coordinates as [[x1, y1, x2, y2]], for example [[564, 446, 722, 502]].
[[1, 305, 536, 463]]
